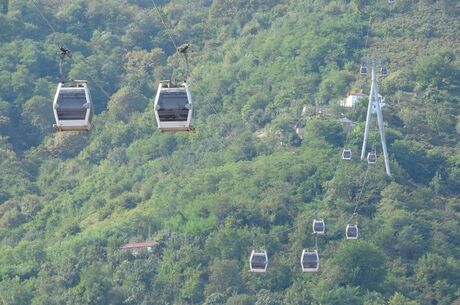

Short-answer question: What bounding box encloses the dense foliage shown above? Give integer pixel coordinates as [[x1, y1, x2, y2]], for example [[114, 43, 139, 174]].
[[0, 0, 459, 304]]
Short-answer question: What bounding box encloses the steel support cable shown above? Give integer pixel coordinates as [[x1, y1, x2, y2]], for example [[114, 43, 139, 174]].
[[31, 0, 283, 243], [380, 9, 391, 64], [347, 161, 371, 224], [30, 0, 57, 33], [252, 227, 319, 269], [364, 16, 372, 50], [72, 54, 112, 100], [150, 0, 182, 63], [30, 0, 112, 100], [321, 126, 368, 227], [149, 0, 239, 140], [385, 0, 396, 54], [249, 218, 321, 264], [148, 0, 259, 228], [248, 198, 320, 242], [383, 23, 390, 56], [269, 16, 374, 238], [325, 140, 350, 196], [148, 0, 258, 208]]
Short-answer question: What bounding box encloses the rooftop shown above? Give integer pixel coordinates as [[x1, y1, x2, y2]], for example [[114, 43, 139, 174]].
[[120, 240, 158, 249]]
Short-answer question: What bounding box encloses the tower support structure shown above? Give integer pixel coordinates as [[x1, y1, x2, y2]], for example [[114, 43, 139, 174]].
[[360, 62, 391, 176]]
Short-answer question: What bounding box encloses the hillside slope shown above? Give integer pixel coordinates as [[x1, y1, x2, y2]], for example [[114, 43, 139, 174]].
[[0, 0, 459, 304]]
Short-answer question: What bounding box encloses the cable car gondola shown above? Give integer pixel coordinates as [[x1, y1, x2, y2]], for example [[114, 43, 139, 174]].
[[342, 149, 352, 160], [312, 219, 325, 235], [154, 80, 193, 132], [249, 250, 268, 273], [53, 80, 93, 132], [367, 152, 377, 164], [346, 224, 359, 240], [301, 249, 319, 272], [360, 63, 368, 75], [381, 65, 388, 76], [295, 127, 304, 140]]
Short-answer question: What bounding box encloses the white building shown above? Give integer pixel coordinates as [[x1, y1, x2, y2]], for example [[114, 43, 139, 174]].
[[120, 240, 157, 256], [340, 92, 365, 108]]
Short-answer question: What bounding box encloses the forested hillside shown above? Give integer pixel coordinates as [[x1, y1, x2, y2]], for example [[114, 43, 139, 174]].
[[0, 0, 459, 304]]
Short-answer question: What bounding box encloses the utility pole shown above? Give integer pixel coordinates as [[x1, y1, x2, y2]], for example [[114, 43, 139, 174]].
[[360, 60, 391, 176]]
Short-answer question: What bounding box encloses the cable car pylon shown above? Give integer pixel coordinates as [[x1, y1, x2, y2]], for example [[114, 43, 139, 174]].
[[360, 60, 391, 176]]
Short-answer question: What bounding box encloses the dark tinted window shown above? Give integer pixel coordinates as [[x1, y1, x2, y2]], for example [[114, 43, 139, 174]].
[[303, 261, 318, 268], [252, 254, 267, 263], [348, 227, 357, 235], [158, 91, 188, 110], [56, 89, 88, 120], [303, 253, 318, 262], [314, 222, 324, 231], [158, 90, 190, 121]]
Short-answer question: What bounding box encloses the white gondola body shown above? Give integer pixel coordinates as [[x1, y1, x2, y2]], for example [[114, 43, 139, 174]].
[[381, 66, 388, 76], [342, 149, 352, 160], [301, 249, 319, 272], [53, 81, 92, 132], [346, 224, 359, 240], [360, 65, 368, 75], [249, 250, 268, 273], [312, 219, 325, 235], [367, 152, 377, 164], [154, 81, 193, 132]]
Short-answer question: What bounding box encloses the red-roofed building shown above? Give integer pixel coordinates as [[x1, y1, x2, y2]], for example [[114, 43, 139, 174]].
[[120, 240, 158, 256]]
